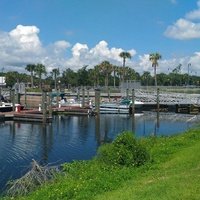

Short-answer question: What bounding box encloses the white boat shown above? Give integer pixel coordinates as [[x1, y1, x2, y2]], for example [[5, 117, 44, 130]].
[[0, 102, 24, 112], [98, 99, 143, 114], [60, 98, 82, 108], [0, 102, 13, 112]]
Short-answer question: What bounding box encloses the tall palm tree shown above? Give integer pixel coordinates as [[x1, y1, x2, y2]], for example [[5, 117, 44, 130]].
[[35, 63, 47, 89], [119, 51, 132, 82], [149, 53, 162, 87], [25, 64, 36, 88], [51, 68, 60, 90]]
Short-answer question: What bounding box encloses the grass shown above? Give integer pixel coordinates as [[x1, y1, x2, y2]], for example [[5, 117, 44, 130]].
[[2, 128, 200, 200]]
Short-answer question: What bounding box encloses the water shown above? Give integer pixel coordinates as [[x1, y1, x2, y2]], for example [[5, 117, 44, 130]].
[[0, 112, 198, 192]]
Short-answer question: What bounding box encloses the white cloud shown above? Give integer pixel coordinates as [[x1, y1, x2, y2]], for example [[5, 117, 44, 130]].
[[0, 25, 137, 73], [165, 1, 200, 40], [64, 40, 136, 71], [71, 43, 89, 57], [185, 0, 200, 20], [9, 24, 42, 52], [0, 24, 198, 76], [185, 9, 200, 20], [137, 53, 193, 75], [164, 18, 200, 40]]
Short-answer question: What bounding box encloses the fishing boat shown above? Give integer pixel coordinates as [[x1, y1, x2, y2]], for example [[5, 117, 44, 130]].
[[98, 98, 143, 114]]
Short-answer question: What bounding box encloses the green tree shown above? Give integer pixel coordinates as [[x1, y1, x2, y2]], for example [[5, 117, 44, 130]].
[[149, 53, 162, 87], [51, 68, 60, 90], [88, 65, 101, 87], [116, 66, 124, 83], [99, 61, 113, 88], [112, 65, 118, 88], [77, 65, 90, 86], [119, 51, 132, 82], [62, 68, 77, 87], [124, 67, 139, 81], [5, 71, 29, 87], [25, 64, 36, 88], [35, 64, 47, 89], [141, 71, 152, 86]]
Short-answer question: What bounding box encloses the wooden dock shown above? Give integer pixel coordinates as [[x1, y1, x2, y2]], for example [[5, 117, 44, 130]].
[[52, 106, 96, 116], [0, 106, 95, 122], [0, 110, 52, 123]]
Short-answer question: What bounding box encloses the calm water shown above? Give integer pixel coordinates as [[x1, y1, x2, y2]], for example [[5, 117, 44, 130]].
[[0, 112, 198, 192]]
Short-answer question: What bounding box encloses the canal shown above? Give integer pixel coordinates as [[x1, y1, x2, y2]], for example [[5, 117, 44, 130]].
[[0, 112, 199, 192]]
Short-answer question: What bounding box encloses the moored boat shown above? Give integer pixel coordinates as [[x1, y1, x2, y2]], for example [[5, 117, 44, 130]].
[[98, 98, 143, 114], [0, 102, 13, 112]]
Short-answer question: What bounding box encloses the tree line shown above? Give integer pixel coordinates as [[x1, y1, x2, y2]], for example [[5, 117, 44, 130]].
[[1, 52, 200, 89]]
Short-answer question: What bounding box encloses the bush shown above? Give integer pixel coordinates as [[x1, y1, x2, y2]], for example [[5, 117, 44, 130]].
[[97, 131, 150, 167]]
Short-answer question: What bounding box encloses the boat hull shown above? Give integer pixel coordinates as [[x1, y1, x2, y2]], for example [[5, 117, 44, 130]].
[[99, 104, 130, 114]]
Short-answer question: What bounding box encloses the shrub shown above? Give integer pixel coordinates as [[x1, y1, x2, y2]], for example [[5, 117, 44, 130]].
[[97, 131, 150, 167]]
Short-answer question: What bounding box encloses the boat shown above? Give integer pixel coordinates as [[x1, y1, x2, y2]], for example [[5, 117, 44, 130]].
[[0, 94, 24, 112], [52, 98, 83, 108], [0, 102, 24, 112], [97, 98, 143, 114], [0, 102, 13, 112]]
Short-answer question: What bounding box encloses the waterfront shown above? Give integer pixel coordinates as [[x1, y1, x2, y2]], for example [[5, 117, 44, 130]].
[[0, 112, 199, 192]]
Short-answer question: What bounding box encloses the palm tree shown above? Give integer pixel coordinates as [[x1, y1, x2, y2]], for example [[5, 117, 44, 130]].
[[119, 51, 132, 82], [25, 64, 36, 88], [35, 63, 47, 89], [88, 65, 100, 87], [51, 68, 60, 90], [149, 53, 162, 87], [112, 65, 118, 88], [99, 61, 113, 88]]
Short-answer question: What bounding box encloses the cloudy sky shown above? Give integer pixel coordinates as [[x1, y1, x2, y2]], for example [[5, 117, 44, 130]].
[[1, 0, 200, 75]]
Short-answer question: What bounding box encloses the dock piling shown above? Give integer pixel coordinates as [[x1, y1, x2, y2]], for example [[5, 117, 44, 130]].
[[95, 89, 100, 115]]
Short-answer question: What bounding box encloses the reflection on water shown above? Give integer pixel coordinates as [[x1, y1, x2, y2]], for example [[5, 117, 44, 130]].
[[0, 112, 198, 192]]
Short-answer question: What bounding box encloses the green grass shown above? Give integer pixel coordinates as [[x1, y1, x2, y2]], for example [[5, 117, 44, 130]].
[[2, 129, 200, 200]]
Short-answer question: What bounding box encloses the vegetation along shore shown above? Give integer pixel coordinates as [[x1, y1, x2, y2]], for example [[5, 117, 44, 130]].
[[1, 127, 200, 200]]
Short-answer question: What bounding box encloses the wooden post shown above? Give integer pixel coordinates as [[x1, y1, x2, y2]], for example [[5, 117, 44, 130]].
[[126, 88, 129, 99], [87, 88, 90, 103], [12, 90, 15, 111], [24, 88, 27, 108], [77, 87, 80, 100], [108, 87, 111, 102], [157, 88, 160, 112], [17, 92, 20, 104], [42, 92, 47, 123], [48, 92, 52, 118], [82, 88, 85, 107], [56, 89, 59, 107], [95, 88, 100, 115], [131, 89, 135, 115]]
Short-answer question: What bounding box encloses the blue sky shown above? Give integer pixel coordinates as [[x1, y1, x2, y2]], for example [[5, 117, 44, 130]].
[[1, 0, 200, 75]]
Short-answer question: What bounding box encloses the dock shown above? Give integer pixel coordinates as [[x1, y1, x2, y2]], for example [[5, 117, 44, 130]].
[[0, 110, 52, 123], [52, 106, 96, 116], [0, 106, 95, 122]]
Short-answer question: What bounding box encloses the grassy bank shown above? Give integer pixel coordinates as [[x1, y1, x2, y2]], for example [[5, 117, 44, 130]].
[[2, 128, 200, 200]]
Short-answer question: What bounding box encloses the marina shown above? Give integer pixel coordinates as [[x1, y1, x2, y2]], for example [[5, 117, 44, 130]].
[[1, 87, 200, 192]]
